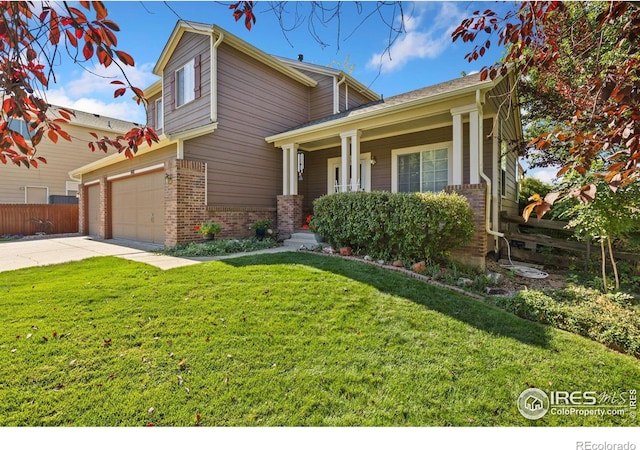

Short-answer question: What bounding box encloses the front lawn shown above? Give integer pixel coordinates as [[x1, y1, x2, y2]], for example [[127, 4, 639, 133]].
[[0, 253, 638, 426]]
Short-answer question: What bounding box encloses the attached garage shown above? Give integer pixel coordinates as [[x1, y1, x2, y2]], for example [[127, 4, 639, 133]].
[[111, 170, 165, 244]]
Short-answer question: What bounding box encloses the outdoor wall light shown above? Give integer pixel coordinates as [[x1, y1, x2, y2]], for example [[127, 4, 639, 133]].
[[297, 151, 305, 181], [165, 173, 173, 185], [370, 156, 377, 165]]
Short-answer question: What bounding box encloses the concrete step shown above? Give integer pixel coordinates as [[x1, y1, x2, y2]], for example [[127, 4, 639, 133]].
[[283, 231, 326, 248]]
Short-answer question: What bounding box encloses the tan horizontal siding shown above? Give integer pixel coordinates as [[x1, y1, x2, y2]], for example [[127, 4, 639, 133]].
[[0, 123, 123, 204], [163, 31, 211, 134]]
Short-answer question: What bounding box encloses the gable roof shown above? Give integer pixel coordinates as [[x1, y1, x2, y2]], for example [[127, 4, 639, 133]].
[[153, 21, 317, 88], [50, 105, 137, 134], [275, 56, 380, 102], [266, 72, 497, 143]]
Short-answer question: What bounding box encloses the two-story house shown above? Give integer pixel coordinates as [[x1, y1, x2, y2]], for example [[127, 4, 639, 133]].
[[71, 21, 523, 269]]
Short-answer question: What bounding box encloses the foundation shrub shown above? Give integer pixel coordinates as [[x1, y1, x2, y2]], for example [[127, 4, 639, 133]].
[[312, 191, 474, 262]]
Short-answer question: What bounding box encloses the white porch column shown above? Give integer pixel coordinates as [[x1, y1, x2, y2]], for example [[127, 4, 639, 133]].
[[451, 112, 463, 185], [282, 146, 290, 195], [281, 143, 298, 195], [340, 132, 350, 192], [469, 109, 480, 184], [349, 131, 361, 192]]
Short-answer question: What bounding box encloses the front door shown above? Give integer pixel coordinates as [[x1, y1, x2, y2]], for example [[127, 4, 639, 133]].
[[327, 153, 371, 194]]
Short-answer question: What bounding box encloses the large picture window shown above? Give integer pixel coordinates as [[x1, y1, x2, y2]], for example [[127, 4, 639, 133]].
[[175, 60, 195, 107], [392, 144, 451, 193]]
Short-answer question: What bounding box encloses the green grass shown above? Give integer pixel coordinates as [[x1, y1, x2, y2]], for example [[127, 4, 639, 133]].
[[0, 253, 638, 426]]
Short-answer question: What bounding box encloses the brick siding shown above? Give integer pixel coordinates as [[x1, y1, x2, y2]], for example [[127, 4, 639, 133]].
[[164, 159, 207, 247], [445, 183, 487, 269], [277, 195, 304, 237], [207, 207, 277, 239]]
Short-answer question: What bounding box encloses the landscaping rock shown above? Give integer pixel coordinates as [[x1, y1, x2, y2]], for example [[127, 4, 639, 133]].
[[322, 246, 335, 254], [377, 259, 386, 265], [364, 255, 373, 261], [339, 247, 352, 256], [457, 277, 474, 287], [413, 261, 427, 273], [487, 272, 504, 285], [486, 287, 509, 296], [392, 260, 404, 268]]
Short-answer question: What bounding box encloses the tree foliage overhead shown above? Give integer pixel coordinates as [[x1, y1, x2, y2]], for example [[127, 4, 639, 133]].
[[0, 0, 159, 168], [452, 1, 640, 220]]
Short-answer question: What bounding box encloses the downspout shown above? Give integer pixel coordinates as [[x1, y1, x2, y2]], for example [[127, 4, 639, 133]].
[[334, 73, 346, 114], [476, 89, 504, 252], [211, 30, 224, 123]]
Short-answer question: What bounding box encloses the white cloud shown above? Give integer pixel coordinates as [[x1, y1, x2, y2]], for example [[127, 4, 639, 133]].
[[527, 167, 560, 185], [43, 62, 158, 123], [44, 89, 148, 124], [367, 2, 465, 74]]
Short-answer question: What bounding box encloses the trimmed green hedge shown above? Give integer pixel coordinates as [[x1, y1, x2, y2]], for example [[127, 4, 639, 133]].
[[312, 191, 475, 262], [491, 287, 640, 357]]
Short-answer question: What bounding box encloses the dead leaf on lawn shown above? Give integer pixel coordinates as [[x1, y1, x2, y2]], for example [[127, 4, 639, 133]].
[[103, 338, 112, 348], [147, 407, 155, 415], [26, 333, 32, 339], [177, 375, 184, 385], [69, 360, 77, 366]]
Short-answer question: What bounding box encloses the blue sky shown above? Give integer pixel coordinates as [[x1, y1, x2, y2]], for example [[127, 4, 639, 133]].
[[47, 1, 555, 181], [47, 1, 512, 119]]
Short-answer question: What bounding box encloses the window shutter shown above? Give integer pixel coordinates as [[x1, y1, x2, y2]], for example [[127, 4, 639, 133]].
[[149, 100, 156, 127], [169, 73, 175, 110], [194, 54, 201, 98]]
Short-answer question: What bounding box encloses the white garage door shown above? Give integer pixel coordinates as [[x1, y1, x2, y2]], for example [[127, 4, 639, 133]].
[[111, 171, 165, 244], [87, 184, 100, 237]]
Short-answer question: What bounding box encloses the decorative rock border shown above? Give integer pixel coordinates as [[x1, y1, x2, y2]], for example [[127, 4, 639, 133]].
[[299, 248, 486, 301]]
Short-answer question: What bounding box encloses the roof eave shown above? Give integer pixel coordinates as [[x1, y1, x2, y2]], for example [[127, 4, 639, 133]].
[[152, 21, 317, 88], [266, 77, 497, 145], [69, 134, 172, 179]]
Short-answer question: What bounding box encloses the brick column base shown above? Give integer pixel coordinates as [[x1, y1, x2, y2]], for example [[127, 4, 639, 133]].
[[277, 195, 304, 238], [165, 159, 207, 248], [99, 176, 111, 239], [78, 183, 87, 235], [445, 183, 487, 270]]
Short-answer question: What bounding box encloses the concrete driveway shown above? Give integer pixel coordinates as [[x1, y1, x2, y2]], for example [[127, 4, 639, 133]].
[[0, 236, 201, 273]]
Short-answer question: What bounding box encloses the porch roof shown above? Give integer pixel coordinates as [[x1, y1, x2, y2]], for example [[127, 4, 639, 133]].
[[265, 72, 498, 149]]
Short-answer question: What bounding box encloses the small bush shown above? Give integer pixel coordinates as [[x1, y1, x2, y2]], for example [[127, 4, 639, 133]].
[[491, 286, 640, 357], [312, 191, 474, 262]]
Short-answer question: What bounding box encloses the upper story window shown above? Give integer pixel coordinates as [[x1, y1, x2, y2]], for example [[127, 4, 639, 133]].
[[175, 59, 195, 107], [155, 98, 163, 130], [7, 118, 34, 140]]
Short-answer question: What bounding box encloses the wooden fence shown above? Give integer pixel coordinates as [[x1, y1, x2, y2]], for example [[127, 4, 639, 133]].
[[0, 204, 79, 236], [502, 213, 639, 272]]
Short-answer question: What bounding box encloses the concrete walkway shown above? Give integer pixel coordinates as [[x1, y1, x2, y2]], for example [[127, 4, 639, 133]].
[[0, 236, 296, 273]]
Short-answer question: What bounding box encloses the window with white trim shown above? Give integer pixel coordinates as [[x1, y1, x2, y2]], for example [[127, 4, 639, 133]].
[[8, 118, 33, 140], [175, 60, 195, 107], [66, 181, 79, 197], [392, 144, 452, 193], [155, 98, 163, 130]]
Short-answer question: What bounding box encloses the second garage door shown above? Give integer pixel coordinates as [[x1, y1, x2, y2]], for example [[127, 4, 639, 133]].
[[111, 171, 165, 244]]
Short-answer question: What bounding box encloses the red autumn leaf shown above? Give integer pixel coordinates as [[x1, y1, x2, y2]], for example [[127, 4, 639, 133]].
[[93, 1, 108, 20], [115, 50, 134, 66], [83, 42, 94, 60]]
